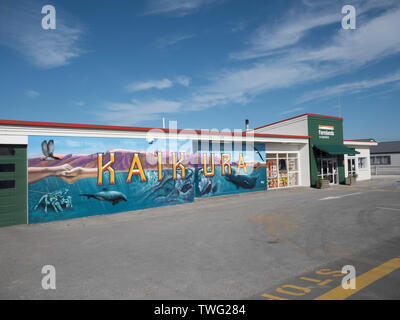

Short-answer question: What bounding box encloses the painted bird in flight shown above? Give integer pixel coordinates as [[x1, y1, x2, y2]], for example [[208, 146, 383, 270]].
[[41, 140, 61, 160]]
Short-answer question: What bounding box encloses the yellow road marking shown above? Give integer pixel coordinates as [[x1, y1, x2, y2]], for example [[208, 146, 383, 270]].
[[262, 293, 289, 300], [318, 279, 333, 286], [315, 257, 400, 300], [299, 276, 321, 283], [276, 285, 311, 296]]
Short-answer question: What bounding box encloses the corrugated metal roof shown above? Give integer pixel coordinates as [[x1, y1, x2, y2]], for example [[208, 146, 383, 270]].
[[370, 141, 400, 154]]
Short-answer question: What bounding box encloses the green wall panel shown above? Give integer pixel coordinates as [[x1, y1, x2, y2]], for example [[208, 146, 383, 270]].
[[0, 145, 27, 227], [307, 116, 345, 186]]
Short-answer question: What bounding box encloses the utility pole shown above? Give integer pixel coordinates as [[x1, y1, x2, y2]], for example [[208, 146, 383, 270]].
[[338, 96, 342, 118]]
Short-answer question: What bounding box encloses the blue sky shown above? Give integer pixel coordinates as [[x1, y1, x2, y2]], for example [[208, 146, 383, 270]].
[[1, 0, 399, 141], [28, 136, 194, 157]]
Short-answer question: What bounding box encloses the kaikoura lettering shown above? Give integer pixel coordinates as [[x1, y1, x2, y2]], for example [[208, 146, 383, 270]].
[[97, 152, 115, 185], [126, 153, 147, 183], [97, 152, 249, 185]]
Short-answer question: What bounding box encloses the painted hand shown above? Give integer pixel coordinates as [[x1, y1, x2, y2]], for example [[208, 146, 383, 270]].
[[59, 167, 97, 184]]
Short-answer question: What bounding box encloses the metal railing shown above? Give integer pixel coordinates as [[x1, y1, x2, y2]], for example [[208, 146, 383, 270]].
[[371, 165, 400, 175]]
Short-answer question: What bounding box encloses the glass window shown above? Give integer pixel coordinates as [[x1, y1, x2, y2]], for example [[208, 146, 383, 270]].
[[266, 159, 278, 189], [382, 156, 391, 165], [288, 173, 298, 186], [0, 147, 15, 156], [358, 157, 367, 169], [279, 172, 288, 187], [347, 157, 356, 176], [0, 180, 15, 189], [278, 159, 287, 171], [0, 163, 15, 172], [266, 152, 298, 188], [372, 156, 391, 165], [288, 159, 298, 172]]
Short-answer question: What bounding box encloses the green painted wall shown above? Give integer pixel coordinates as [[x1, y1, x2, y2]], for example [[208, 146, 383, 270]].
[[307, 116, 345, 187], [0, 145, 27, 227]]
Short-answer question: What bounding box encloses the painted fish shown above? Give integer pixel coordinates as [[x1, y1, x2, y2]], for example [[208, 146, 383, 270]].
[[80, 188, 127, 205]]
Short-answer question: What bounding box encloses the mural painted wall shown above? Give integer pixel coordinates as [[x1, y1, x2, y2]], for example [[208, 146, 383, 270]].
[[194, 141, 267, 197], [28, 136, 195, 223], [28, 136, 268, 223]]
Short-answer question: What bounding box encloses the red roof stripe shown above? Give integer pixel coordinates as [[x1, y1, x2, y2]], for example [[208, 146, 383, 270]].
[[0, 119, 311, 140]]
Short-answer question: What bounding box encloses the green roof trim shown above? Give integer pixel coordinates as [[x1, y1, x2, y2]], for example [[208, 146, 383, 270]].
[[314, 144, 360, 156]]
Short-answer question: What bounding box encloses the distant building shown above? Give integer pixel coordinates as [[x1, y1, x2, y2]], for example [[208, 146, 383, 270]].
[[370, 141, 400, 175]]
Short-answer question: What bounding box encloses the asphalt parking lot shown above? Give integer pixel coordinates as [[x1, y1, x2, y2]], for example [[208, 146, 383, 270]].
[[1, 176, 400, 299]]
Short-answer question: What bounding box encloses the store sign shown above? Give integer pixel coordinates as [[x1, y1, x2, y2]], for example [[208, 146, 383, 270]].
[[318, 125, 335, 139]]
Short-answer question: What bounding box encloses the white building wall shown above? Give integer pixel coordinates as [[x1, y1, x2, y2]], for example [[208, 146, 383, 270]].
[[390, 153, 400, 166], [0, 135, 28, 145], [344, 146, 372, 181], [265, 142, 310, 187], [254, 115, 309, 136]]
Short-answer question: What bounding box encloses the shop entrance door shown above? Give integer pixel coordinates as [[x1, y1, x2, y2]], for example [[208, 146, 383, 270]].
[[347, 157, 356, 176], [319, 158, 338, 185]]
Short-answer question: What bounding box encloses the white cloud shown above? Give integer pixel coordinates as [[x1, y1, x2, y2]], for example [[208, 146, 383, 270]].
[[0, 2, 84, 68], [230, 0, 399, 61], [281, 107, 304, 115], [156, 34, 195, 48], [26, 90, 39, 99], [294, 8, 400, 68], [97, 1, 400, 123], [97, 99, 182, 125], [297, 71, 400, 103], [144, 0, 219, 16], [125, 79, 173, 92], [230, 11, 339, 60], [175, 75, 191, 86], [186, 60, 321, 111], [125, 76, 191, 92], [193, 4, 400, 110], [74, 101, 86, 106]]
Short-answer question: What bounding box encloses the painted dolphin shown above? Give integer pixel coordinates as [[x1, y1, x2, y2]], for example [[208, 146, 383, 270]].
[[41, 140, 61, 160], [80, 189, 127, 205], [224, 174, 258, 189]]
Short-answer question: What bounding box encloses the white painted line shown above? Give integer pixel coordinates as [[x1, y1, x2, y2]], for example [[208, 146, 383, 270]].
[[319, 196, 340, 200], [319, 192, 362, 201], [376, 207, 400, 212]]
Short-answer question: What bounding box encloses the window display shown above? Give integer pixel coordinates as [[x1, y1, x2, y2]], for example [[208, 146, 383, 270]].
[[266, 152, 299, 189]]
